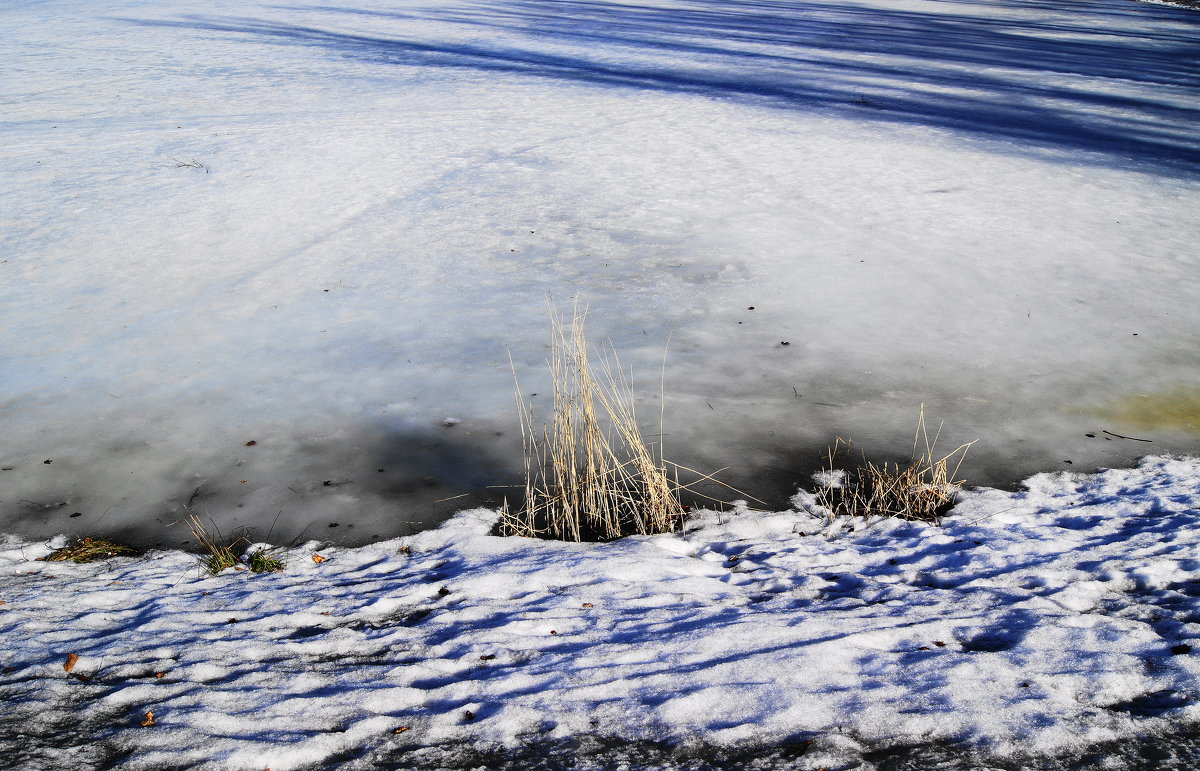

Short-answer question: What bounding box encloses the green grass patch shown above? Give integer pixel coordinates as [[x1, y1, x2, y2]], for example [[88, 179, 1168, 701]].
[[246, 548, 285, 573]]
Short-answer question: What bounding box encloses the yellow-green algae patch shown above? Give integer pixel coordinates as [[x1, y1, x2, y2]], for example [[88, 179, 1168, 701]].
[[1090, 386, 1200, 433]]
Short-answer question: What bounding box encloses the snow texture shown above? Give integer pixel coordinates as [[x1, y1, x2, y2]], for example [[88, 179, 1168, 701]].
[[2, 457, 1199, 769]]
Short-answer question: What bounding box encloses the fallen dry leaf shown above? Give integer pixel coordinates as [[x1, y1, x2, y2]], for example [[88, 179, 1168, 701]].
[[140, 711, 155, 727], [312, 554, 326, 564], [581, 603, 593, 608], [154, 672, 165, 679], [63, 653, 79, 673], [393, 726, 409, 734]]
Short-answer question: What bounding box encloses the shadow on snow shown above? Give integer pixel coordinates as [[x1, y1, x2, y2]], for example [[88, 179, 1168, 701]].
[[122, 0, 1200, 176]]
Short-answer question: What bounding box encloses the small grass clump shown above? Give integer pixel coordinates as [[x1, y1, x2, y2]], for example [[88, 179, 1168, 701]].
[[246, 548, 285, 573], [815, 407, 974, 524], [187, 513, 243, 574], [40, 537, 140, 563], [501, 304, 687, 541]]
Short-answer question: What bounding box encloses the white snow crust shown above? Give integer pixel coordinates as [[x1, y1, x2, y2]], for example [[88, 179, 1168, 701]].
[[2, 457, 1199, 769]]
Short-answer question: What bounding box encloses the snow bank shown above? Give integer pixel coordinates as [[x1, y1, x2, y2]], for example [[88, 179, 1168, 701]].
[[2, 456, 1198, 769]]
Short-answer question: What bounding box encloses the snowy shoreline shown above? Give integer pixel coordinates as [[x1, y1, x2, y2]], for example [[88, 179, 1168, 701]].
[[3, 455, 1199, 769]]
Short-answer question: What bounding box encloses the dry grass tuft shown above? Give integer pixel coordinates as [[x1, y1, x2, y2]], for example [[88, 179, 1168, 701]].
[[40, 537, 140, 563], [187, 513, 243, 574], [501, 304, 687, 541], [187, 513, 285, 574], [815, 406, 974, 523]]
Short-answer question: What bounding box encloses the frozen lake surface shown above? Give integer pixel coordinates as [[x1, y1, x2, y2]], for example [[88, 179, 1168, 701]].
[[2, 0, 1199, 545]]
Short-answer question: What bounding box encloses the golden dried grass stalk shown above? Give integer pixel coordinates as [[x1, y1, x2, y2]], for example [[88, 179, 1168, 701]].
[[502, 304, 686, 540]]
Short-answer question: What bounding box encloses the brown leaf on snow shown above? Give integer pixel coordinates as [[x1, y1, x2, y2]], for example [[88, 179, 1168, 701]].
[[63, 653, 79, 673], [393, 726, 409, 734], [154, 672, 165, 679], [312, 554, 326, 564], [140, 711, 155, 727]]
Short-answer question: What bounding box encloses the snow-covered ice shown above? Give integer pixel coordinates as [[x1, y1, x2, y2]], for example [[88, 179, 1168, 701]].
[[2, 457, 1199, 769], [2, 0, 1199, 542]]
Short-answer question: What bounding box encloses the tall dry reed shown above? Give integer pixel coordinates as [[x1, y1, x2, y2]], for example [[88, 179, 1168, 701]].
[[501, 305, 686, 540]]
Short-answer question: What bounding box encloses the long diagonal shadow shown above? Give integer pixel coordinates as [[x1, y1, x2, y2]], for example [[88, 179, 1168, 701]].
[[121, 0, 1200, 175]]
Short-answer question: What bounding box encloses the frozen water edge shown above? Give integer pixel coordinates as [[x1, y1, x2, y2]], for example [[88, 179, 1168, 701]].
[[2, 456, 1199, 770]]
